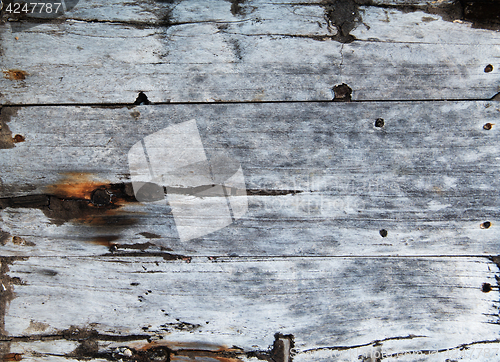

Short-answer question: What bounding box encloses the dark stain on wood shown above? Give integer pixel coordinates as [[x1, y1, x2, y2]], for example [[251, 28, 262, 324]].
[[41, 173, 137, 225], [270, 333, 294, 362], [0, 257, 26, 336], [1, 325, 293, 362], [70, 340, 99, 359], [227, 0, 247, 17], [139, 232, 162, 239], [0, 173, 140, 248], [323, 0, 365, 43], [366, 0, 500, 30], [0, 230, 11, 246], [322, 0, 500, 40], [158, 321, 201, 332], [153, 0, 176, 28], [0, 257, 27, 360], [2, 70, 27, 81], [0, 108, 18, 149], [460, 0, 500, 29]]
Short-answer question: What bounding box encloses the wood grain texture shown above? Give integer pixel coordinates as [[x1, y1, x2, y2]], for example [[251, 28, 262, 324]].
[[1, 0, 500, 360], [1, 256, 499, 361], [0, 101, 499, 257], [1, 0, 499, 104]]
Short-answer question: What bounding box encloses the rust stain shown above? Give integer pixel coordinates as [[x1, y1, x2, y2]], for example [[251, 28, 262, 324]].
[[138, 341, 244, 362], [39, 172, 139, 226], [45, 172, 109, 200], [11, 135, 24, 143], [2, 70, 27, 81], [2, 353, 22, 361]]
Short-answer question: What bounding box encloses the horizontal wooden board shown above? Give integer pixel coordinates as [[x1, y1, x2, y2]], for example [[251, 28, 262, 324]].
[[0, 101, 499, 257], [1, 1, 499, 104], [1, 256, 498, 361]]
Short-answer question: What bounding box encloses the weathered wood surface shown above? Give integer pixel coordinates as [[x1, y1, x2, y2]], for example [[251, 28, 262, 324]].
[[1, 100, 499, 360], [1, 256, 499, 361], [1, 102, 499, 257], [2, 0, 500, 361], [1, 0, 500, 104]]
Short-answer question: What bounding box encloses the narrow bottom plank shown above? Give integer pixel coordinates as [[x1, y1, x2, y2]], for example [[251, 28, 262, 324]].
[[1, 256, 498, 361]]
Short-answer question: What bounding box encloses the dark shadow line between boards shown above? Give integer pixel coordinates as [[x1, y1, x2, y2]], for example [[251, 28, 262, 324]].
[[1, 96, 499, 108], [1, 254, 498, 260]]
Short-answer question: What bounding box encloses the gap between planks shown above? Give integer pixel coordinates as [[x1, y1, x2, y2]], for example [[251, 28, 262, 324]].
[[2, 93, 500, 108]]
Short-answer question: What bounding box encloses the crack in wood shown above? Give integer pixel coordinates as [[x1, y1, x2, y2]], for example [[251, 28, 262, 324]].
[[0, 327, 150, 343], [3, 91, 500, 109], [300, 334, 426, 353], [379, 338, 500, 359]]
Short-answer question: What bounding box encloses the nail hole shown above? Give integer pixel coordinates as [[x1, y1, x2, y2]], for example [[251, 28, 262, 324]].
[[134, 92, 150, 105], [480, 221, 491, 229], [379, 229, 388, 237], [482, 283, 492, 293], [91, 188, 112, 207], [332, 83, 352, 102], [12, 134, 25, 143], [374, 118, 384, 128], [484, 64, 493, 73], [483, 123, 493, 130]]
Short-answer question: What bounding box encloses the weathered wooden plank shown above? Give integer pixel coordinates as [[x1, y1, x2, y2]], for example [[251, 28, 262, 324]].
[[1, 256, 499, 361], [1, 1, 499, 103], [0, 101, 498, 256]]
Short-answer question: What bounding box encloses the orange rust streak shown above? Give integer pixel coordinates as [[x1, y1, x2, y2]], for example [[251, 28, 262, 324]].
[[171, 354, 241, 362], [45, 172, 107, 199], [2, 353, 23, 361], [3, 70, 27, 81], [138, 341, 239, 352], [213, 357, 242, 362]]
